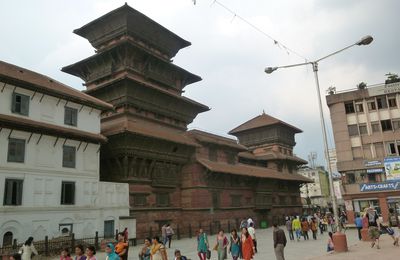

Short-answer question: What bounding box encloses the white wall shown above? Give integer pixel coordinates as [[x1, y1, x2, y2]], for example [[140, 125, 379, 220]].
[[0, 82, 131, 246], [0, 82, 101, 134]]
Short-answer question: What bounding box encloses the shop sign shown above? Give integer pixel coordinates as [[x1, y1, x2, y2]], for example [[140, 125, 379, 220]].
[[368, 82, 400, 96], [384, 157, 400, 180], [366, 168, 384, 174], [364, 160, 382, 167], [360, 181, 400, 192]]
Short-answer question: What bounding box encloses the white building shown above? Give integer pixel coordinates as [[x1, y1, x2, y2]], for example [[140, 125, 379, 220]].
[[298, 166, 331, 208], [0, 60, 130, 246]]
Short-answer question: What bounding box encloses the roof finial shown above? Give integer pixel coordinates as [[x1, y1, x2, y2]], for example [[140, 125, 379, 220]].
[[262, 109, 265, 115]]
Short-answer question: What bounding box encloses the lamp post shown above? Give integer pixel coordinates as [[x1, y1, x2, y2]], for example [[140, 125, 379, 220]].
[[265, 35, 373, 252]]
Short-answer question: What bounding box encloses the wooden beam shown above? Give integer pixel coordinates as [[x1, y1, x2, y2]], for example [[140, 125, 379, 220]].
[[77, 141, 83, 151], [11, 85, 17, 93], [96, 144, 101, 154], [83, 142, 89, 152], [53, 137, 59, 147], [27, 132, 34, 143], [62, 138, 67, 146], [30, 90, 37, 100], [89, 107, 94, 115], [56, 98, 62, 106], [64, 100, 69, 107], [7, 129, 13, 139], [39, 94, 45, 102], [79, 104, 85, 112], [1, 82, 6, 92], [36, 134, 43, 145]]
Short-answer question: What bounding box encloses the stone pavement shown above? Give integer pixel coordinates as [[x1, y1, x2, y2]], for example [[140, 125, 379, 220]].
[[46, 227, 399, 259]]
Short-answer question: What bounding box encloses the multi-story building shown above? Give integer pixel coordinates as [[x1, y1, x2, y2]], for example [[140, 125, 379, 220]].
[[62, 4, 311, 239], [298, 166, 331, 211], [0, 61, 130, 246], [326, 79, 400, 223]]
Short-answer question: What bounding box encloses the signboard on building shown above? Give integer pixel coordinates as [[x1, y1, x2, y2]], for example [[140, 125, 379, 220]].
[[360, 181, 400, 192], [364, 160, 382, 167], [368, 82, 400, 96], [366, 168, 384, 174], [333, 181, 342, 199], [384, 157, 400, 180], [345, 200, 353, 211]]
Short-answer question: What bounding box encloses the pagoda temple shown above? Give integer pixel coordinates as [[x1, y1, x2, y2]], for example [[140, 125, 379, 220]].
[[63, 4, 310, 239]]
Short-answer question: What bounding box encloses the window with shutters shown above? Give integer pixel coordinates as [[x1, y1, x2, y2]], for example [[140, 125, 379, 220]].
[[388, 96, 397, 108], [344, 102, 355, 114], [359, 124, 368, 135], [62, 146, 76, 168], [367, 100, 376, 111], [156, 193, 170, 207], [348, 124, 359, 136], [381, 120, 392, 131], [387, 142, 397, 155], [371, 122, 380, 133], [377, 96, 388, 109], [355, 103, 364, 113], [7, 138, 25, 163], [64, 107, 78, 126], [61, 181, 75, 205], [374, 142, 385, 158], [3, 179, 23, 206], [392, 119, 400, 130], [11, 93, 29, 116]]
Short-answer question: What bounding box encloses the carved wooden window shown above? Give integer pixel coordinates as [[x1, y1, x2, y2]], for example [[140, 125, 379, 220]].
[[231, 195, 242, 207], [156, 193, 170, 207], [209, 147, 217, 161], [212, 192, 220, 209], [133, 194, 147, 206]]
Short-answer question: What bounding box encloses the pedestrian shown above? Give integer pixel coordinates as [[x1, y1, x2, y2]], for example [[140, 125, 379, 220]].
[[285, 217, 294, 241], [339, 211, 347, 232], [165, 224, 175, 248], [229, 229, 240, 260], [18, 237, 38, 260], [150, 236, 168, 260], [105, 243, 119, 260], [115, 232, 128, 260], [354, 214, 363, 240], [272, 223, 287, 260], [247, 218, 254, 228], [174, 249, 187, 260], [85, 246, 97, 260], [247, 222, 257, 253], [139, 238, 151, 260], [197, 228, 208, 260], [292, 216, 302, 241], [301, 218, 309, 240], [310, 218, 318, 240], [366, 207, 380, 249], [240, 227, 255, 260], [60, 248, 72, 260], [240, 219, 248, 229], [215, 230, 228, 260], [74, 245, 87, 260], [161, 224, 167, 245], [327, 232, 334, 252]]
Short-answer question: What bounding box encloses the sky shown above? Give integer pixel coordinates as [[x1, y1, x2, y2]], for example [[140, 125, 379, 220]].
[[1, 0, 399, 167]]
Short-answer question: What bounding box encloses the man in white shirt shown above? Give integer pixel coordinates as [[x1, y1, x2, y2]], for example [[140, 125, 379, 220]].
[[248, 222, 257, 253]]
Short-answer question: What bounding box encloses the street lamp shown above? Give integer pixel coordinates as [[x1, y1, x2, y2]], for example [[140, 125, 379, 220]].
[[265, 35, 373, 251]]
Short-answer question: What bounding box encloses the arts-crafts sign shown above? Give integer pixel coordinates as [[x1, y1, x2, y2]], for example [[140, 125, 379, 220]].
[[384, 157, 400, 180], [368, 82, 400, 96], [360, 181, 400, 192]]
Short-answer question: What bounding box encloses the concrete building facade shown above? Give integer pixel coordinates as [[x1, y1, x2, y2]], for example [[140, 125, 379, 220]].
[[326, 79, 400, 223], [298, 166, 331, 211], [0, 61, 130, 247]]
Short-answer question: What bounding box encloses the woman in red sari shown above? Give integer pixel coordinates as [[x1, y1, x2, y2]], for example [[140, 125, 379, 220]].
[[241, 227, 255, 260]]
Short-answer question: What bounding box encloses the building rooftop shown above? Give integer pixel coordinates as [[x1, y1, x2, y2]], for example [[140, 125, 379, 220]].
[[198, 158, 312, 182], [187, 129, 247, 150], [0, 60, 113, 111], [73, 3, 191, 59], [229, 112, 302, 135], [238, 151, 308, 164], [0, 114, 107, 143]]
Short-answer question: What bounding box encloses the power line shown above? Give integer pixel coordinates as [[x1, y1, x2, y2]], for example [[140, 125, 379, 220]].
[[203, 0, 309, 62]]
